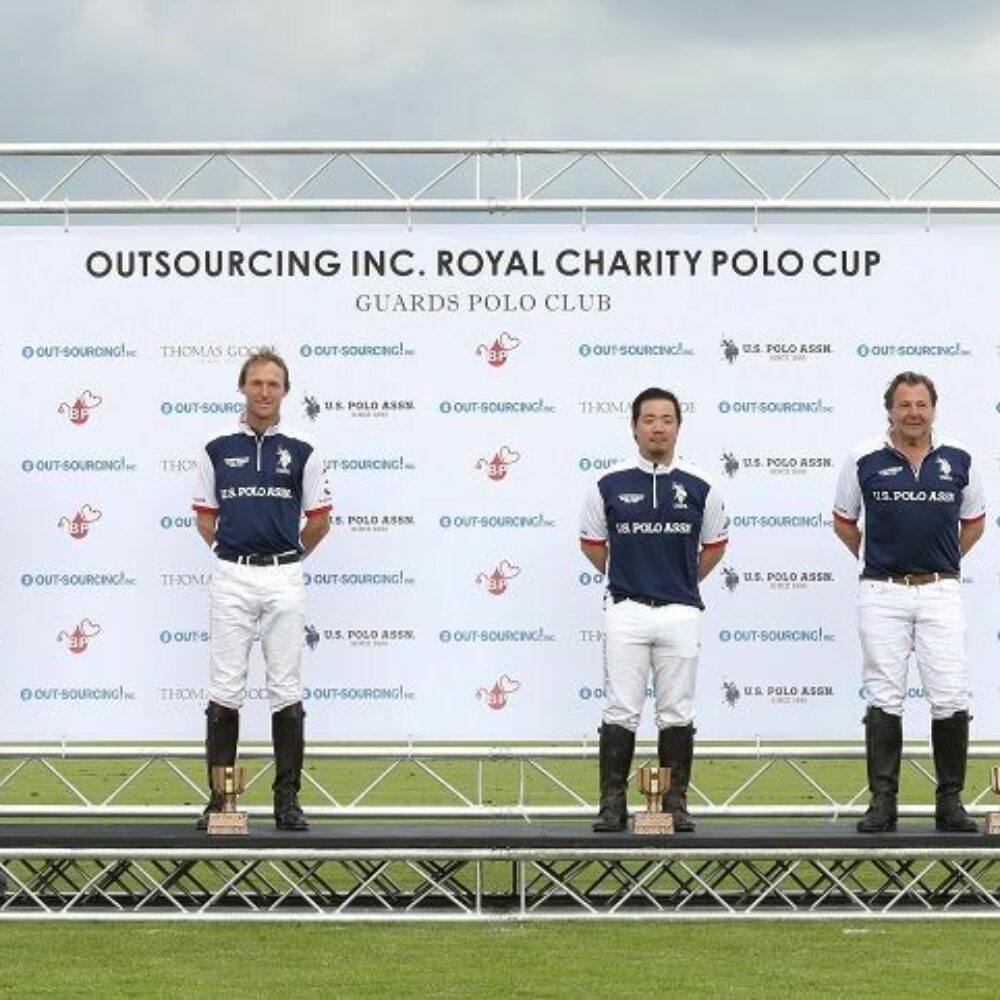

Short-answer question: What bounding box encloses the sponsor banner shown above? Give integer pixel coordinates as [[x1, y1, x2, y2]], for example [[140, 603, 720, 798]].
[[1, 223, 998, 739]]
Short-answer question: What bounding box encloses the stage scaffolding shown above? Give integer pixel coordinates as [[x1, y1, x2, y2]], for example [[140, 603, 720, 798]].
[[4, 141, 1000, 216]]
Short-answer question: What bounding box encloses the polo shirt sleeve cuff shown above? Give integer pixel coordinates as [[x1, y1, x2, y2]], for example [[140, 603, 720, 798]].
[[192, 504, 218, 514], [832, 509, 857, 524], [580, 536, 607, 547], [960, 511, 986, 524], [702, 537, 728, 549], [304, 504, 333, 517]]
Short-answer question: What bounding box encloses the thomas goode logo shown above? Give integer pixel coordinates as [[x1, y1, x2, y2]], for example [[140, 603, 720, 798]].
[[476, 446, 520, 481], [720, 451, 833, 478], [476, 332, 521, 367], [303, 625, 417, 649], [720, 339, 833, 363], [58, 618, 102, 654], [58, 390, 102, 425], [58, 504, 102, 540], [718, 627, 835, 643], [475, 559, 521, 595], [303, 396, 416, 421], [722, 680, 836, 706], [159, 343, 275, 362], [721, 565, 835, 593], [476, 675, 521, 710]]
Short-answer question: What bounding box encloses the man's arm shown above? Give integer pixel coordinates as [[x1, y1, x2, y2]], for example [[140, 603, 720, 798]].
[[579, 540, 607, 574], [300, 511, 330, 557], [196, 511, 217, 548], [698, 541, 727, 581], [833, 515, 862, 559], [959, 516, 985, 558]]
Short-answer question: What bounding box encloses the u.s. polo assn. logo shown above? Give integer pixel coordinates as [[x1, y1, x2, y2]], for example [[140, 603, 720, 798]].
[[936, 456, 953, 481], [672, 482, 688, 509], [276, 447, 293, 474]]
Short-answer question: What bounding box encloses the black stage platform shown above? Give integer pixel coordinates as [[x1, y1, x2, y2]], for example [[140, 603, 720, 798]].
[[1, 821, 998, 919], [0, 820, 988, 851]]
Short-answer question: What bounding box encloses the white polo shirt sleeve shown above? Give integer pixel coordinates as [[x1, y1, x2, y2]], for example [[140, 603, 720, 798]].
[[192, 444, 218, 514], [700, 483, 728, 548], [833, 450, 863, 523], [579, 482, 607, 546], [302, 448, 332, 516], [960, 454, 986, 522]]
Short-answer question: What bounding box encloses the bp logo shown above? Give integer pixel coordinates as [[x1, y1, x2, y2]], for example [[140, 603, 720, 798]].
[[58, 390, 103, 426], [476, 446, 521, 482], [475, 559, 522, 595], [475, 332, 521, 367], [58, 618, 102, 654], [57, 504, 102, 540], [476, 675, 521, 710]]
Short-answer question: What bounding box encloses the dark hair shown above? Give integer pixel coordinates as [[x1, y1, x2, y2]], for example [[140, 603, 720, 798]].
[[883, 371, 937, 411], [238, 349, 290, 391], [631, 386, 682, 427]]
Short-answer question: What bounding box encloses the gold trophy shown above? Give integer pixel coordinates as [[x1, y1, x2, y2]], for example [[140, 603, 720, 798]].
[[985, 766, 1000, 836], [207, 765, 249, 835], [632, 764, 675, 835]]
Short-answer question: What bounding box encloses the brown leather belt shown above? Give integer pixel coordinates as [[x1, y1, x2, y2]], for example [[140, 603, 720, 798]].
[[861, 571, 959, 586]]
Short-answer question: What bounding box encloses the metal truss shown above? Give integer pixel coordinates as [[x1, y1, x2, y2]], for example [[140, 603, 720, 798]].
[[5, 142, 1000, 216], [2, 744, 999, 821], [4, 845, 1000, 921]]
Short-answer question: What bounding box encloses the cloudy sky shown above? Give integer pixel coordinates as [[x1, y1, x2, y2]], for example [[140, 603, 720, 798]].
[[4, 1, 1000, 143]]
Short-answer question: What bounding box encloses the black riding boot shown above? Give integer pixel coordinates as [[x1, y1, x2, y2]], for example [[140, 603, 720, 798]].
[[592, 723, 635, 832], [857, 707, 902, 833], [196, 701, 239, 830], [272, 702, 309, 831], [933, 710, 978, 833], [659, 724, 697, 832]]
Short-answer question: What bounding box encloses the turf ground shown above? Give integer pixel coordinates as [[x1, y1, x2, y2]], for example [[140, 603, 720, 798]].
[[1, 921, 999, 999]]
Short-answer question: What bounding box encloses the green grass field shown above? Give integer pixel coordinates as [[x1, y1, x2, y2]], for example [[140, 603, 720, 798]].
[[1, 921, 999, 999], [1, 749, 998, 999]]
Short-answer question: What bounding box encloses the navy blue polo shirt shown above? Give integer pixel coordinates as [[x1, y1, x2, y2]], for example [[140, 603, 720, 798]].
[[580, 456, 727, 609], [193, 417, 331, 556], [833, 434, 984, 576]]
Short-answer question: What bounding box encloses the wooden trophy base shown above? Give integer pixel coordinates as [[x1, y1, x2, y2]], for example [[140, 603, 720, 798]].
[[206, 811, 249, 836], [632, 811, 675, 836], [985, 813, 1000, 837]]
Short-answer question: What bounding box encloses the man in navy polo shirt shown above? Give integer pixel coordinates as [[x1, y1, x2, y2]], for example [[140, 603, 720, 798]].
[[192, 349, 331, 831], [834, 371, 985, 833], [580, 386, 728, 832]]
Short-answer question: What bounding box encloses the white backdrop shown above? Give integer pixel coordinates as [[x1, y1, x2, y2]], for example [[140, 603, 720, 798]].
[[3, 223, 998, 741]]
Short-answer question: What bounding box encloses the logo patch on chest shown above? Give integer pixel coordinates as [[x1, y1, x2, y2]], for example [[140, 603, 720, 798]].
[[224, 456, 250, 468], [618, 493, 644, 504]]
